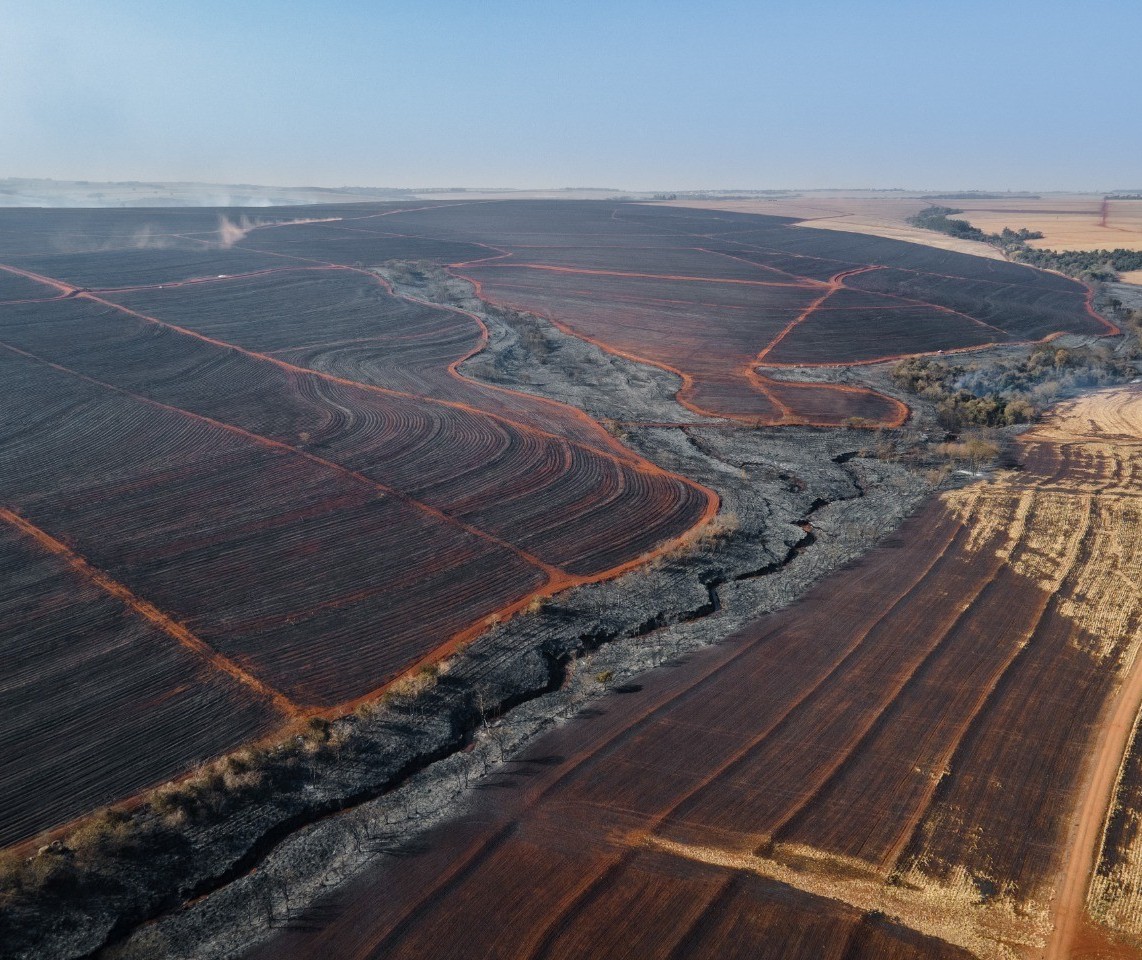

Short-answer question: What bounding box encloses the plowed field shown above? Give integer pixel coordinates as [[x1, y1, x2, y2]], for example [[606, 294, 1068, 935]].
[[0, 206, 714, 847], [0, 200, 1111, 859], [370, 201, 1106, 425], [251, 386, 1142, 960]]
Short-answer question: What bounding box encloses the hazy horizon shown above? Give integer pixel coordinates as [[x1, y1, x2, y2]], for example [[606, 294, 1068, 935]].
[[6, 177, 1141, 195], [3, 0, 1139, 192]]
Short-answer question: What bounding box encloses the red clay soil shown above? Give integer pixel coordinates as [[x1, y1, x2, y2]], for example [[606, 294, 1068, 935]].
[[0, 254, 715, 847], [251, 386, 1142, 960], [339, 200, 1107, 428], [0, 200, 1112, 860]]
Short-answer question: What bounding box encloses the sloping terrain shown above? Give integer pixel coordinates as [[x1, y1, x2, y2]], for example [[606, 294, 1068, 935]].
[[246, 386, 1142, 960], [0, 199, 1110, 864], [0, 508, 284, 848], [367, 202, 1107, 424], [0, 208, 713, 848]]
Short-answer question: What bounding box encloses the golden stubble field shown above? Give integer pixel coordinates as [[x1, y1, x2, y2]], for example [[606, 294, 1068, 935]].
[[949, 198, 1142, 254], [659, 194, 1142, 277], [658, 194, 1009, 259], [939, 387, 1142, 959]]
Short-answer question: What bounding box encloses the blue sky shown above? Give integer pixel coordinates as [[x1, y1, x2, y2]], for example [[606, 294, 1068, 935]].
[[2, 0, 1139, 190]]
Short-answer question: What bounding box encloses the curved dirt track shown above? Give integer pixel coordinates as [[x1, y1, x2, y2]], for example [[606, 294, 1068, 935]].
[[417, 202, 1105, 427], [1044, 389, 1142, 960], [0, 224, 716, 847], [248, 385, 1142, 960]]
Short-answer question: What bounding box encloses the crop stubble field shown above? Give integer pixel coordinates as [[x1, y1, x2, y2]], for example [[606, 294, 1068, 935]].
[[658, 194, 1142, 260], [0, 201, 1109, 859], [251, 386, 1142, 960], [946, 198, 1142, 254]]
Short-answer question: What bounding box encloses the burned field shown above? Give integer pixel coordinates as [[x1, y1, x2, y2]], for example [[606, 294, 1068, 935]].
[[0, 507, 283, 850], [0, 204, 720, 847], [372, 202, 1106, 425], [224, 200, 1104, 427], [0, 199, 1120, 942], [248, 387, 1142, 960]]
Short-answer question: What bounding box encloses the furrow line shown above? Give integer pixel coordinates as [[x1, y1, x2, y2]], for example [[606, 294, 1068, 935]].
[[0, 339, 566, 582], [0, 506, 298, 717], [641, 517, 969, 844], [765, 538, 1012, 853]]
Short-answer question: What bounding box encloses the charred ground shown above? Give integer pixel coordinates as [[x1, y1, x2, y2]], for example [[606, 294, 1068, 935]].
[[0, 200, 1127, 960]]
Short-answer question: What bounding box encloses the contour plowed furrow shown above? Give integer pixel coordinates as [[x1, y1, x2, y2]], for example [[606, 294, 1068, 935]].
[[653, 520, 998, 852], [896, 493, 1100, 899], [537, 851, 735, 960], [554, 510, 966, 831], [776, 557, 1054, 868]]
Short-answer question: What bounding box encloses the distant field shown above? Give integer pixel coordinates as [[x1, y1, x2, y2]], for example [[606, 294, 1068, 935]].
[[0, 200, 1110, 847], [950, 197, 1142, 252], [660, 194, 1142, 258], [656, 195, 1009, 259], [396, 202, 1103, 423], [251, 386, 1142, 960]]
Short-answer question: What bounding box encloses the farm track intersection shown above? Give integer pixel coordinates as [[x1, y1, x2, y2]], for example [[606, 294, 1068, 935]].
[[0, 200, 1133, 959], [249, 386, 1142, 960]]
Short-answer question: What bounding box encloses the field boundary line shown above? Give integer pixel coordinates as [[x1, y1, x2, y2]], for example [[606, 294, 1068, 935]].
[[645, 835, 991, 959], [0, 339, 566, 582], [754, 266, 873, 364], [465, 261, 818, 289], [694, 244, 833, 286], [0, 506, 299, 717]]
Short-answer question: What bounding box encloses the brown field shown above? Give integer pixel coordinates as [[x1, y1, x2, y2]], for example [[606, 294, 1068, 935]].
[[417, 202, 1102, 426], [0, 205, 717, 846], [252, 385, 1142, 960]]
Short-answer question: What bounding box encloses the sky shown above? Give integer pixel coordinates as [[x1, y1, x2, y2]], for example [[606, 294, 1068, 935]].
[[2, 0, 1139, 192]]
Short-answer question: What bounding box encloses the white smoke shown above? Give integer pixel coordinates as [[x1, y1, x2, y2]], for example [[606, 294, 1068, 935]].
[[216, 214, 344, 248], [218, 215, 257, 248]]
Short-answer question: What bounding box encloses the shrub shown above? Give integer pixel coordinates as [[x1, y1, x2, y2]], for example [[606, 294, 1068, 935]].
[[69, 808, 136, 862], [22, 844, 78, 896], [220, 749, 269, 792], [893, 342, 1137, 430], [0, 849, 25, 903]]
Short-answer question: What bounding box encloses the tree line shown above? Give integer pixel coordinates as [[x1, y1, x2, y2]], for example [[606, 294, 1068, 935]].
[[908, 206, 1142, 281]]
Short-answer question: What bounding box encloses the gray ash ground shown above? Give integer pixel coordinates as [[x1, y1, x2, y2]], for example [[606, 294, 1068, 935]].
[[12, 265, 947, 960]]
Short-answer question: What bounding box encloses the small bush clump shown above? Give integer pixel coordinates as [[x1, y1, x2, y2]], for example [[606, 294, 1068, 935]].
[[893, 343, 1138, 429]]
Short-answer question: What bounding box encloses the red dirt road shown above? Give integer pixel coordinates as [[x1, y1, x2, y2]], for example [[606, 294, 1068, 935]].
[[249, 386, 1142, 960], [0, 242, 715, 843]]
